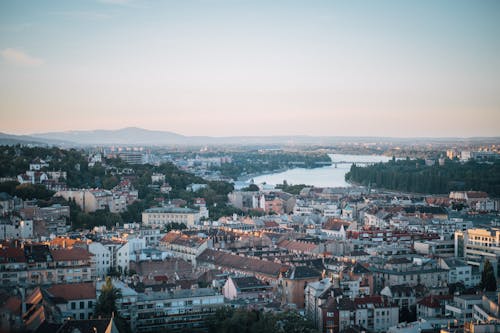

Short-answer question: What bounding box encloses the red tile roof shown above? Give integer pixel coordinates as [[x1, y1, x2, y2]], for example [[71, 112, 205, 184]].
[[50, 248, 92, 261], [47, 282, 96, 301], [277, 239, 318, 253], [417, 295, 452, 308], [0, 247, 26, 263], [198, 249, 288, 278]]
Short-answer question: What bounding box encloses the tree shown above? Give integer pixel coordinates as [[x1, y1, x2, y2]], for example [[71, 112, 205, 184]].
[[94, 277, 132, 333], [481, 260, 497, 292], [241, 184, 259, 192], [95, 277, 122, 316]]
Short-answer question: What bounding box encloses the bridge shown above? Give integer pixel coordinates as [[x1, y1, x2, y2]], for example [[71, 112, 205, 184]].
[[313, 161, 379, 167]]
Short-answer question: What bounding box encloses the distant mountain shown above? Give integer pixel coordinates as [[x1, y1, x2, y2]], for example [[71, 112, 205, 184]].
[[0, 132, 71, 146], [31, 127, 186, 145], [25, 127, 500, 146]]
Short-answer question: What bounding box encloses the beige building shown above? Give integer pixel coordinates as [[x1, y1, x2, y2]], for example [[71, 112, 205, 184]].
[[142, 206, 198, 228], [55, 189, 128, 213]]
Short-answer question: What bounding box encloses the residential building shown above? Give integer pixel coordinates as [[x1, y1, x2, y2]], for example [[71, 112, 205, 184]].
[[88, 242, 111, 278], [45, 282, 96, 320], [282, 266, 322, 309], [159, 231, 211, 264], [116, 238, 146, 274], [142, 206, 199, 228], [127, 288, 224, 332], [445, 294, 482, 323], [320, 296, 399, 333], [455, 228, 500, 278], [223, 276, 273, 301]]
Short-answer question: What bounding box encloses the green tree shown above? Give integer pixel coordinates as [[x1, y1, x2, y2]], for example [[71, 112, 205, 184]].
[[481, 260, 497, 292], [95, 277, 122, 316], [94, 277, 132, 333]]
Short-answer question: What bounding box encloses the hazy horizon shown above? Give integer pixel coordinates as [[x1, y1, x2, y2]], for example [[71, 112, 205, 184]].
[[1, 1, 500, 137]]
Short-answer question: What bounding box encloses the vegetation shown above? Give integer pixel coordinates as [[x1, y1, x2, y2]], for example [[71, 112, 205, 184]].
[[480, 260, 497, 292], [0, 182, 55, 200], [94, 276, 131, 333], [210, 151, 331, 180], [208, 307, 318, 333], [346, 158, 500, 196], [275, 181, 309, 195]]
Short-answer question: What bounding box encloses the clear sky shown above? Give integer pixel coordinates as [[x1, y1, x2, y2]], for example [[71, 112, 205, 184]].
[[1, 0, 499, 137]]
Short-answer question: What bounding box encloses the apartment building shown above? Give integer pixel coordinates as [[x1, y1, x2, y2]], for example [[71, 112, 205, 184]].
[[129, 288, 224, 332], [455, 228, 500, 277], [142, 206, 199, 228]]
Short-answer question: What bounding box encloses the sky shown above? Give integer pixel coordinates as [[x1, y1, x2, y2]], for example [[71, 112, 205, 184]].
[[1, 0, 499, 137]]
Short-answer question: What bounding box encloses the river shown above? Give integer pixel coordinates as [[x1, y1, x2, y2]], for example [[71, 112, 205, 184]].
[[247, 154, 392, 188]]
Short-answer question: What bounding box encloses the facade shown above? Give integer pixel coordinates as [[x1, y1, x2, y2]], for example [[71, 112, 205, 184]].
[[88, 242, 111, 278], [281, 266, 322, 309], [131, 288, 224, 332], [142, 206, 199, 228], [380, 284, 416, 312], [116, 237, 146, 274], [159, 231, 211, 264], [456, 228, 500, 278], [305, 278, 333, 327], [0, 218, 33, 240], [223, 276, 273, 301], [55, 189, 130, 213], [321, 296, 399, 333], [46, 282, 96, 320]]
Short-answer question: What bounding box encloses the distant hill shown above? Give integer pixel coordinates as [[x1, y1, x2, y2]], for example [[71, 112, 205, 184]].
[[0, 132, 70, 146], [31, 127, 186, 145], [10, 127, 500, 146]]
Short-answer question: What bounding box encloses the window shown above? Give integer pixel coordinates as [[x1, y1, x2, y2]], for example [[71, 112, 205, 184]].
[[80, 313, 84, 320], [71, 302, 76, 310], [88, 301, 93, 308], [80, 301, 84, 309]]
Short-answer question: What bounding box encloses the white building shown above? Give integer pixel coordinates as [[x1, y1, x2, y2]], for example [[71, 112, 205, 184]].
[[439, 257, 479, 287], [88, 242, 111, 278], [151, 173, 165, 183], [116, 237, 146, 274], [0, 219, 33, 240]]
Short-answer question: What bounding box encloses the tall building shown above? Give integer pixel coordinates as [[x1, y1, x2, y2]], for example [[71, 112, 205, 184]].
[[455, 228, 500, 278]]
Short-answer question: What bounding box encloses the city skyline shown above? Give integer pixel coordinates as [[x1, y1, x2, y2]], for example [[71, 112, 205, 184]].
[[1, 0, 500, 137]]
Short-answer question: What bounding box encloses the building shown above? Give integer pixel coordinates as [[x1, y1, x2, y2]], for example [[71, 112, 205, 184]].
[[320, 296, 399, 333], [159, 231, 211, 264], [222, 276, 273, 301], [455, 228, 500, 278], [128, 288, 224, 332], [228, 191, 265, 211], [116, 237, 146, 274], [416, 295, 452, 318], [51, 248, 93, 283], [445, 294, 483, 323], [380, 284, 416, 314], [0, 247, 28, 286], [438, 257, 479, 287], [151, 173, 165, 183], [55, 189, 127, 213], [0, 218, 33, 240], [281, 266, 322, 309], [197, 249, 288, 284], [45, 282, 96, 320], [142, 206, 199, 228], [118, 151, 144, 165], [414, 240, 455, 258], [305, 278, 333, 327], [88, 242, 112, 278]]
